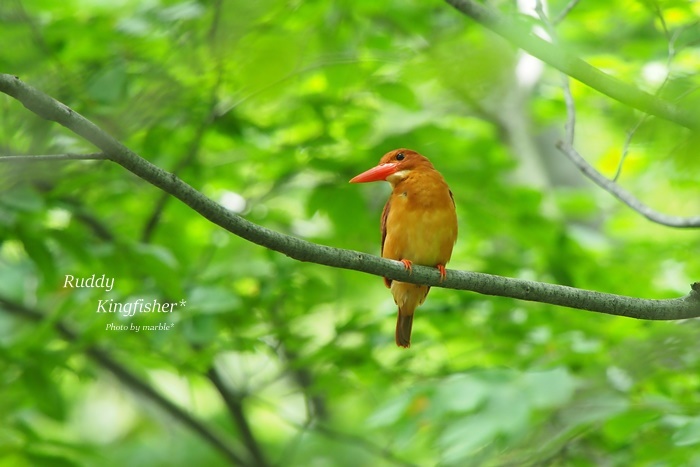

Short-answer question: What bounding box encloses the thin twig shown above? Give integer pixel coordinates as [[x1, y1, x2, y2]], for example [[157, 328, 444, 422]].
[[614, 16, 689, 182], [651, 0, 671, 43], [535, 2, 700, 228], [0, 152, 106, 162], [534, 0, 575, 146], [268, 299, 327, 421], [613, 116, 647, 182], [221, 56, 394, 116], [553, 0, 581, 24]]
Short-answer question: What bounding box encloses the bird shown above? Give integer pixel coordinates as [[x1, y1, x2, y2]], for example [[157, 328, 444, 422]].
[[350, 149, 458, 348]]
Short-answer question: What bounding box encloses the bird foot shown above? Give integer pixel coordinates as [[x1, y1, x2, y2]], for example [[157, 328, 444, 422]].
[[437, 264, 447, 282], [400, 259, 413, 273]]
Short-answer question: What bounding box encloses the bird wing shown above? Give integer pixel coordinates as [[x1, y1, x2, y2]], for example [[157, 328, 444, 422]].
[[380, 197, 392, 288]]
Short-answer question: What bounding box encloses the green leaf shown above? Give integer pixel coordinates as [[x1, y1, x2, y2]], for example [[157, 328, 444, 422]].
[[433, 374, 489, 414], [159, 1, 204, 22], [188, 286, 241, 314], [561, 393, 629, 428], [0, 185, 44, 213], [439, 414, 499, 462], [366, 392, 415, 428], [87, 64, 127, 104], [674, 418, 700, 446], [17, 226, 56, 285], [603, 409, 660, 443], [22, 364, 65, 421], [182, 314, 218, 346], [375, 83, 420, 110], [129, 243, 182, 297], [26, 452, 79, 467], [523, 367, 576, 409]]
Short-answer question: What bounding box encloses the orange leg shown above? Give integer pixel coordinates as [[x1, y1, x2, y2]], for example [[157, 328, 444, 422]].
[[437, 264, 447, 282], [400, 259, 413, 273]]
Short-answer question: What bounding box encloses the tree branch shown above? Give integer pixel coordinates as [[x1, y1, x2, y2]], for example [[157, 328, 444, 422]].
[[268, 299, 328, 422], [614, 16, 684, 182], [555, 141, 700, 228], [553, 0, 581, 24], [207, 367, 270, 467], [54, 195, 116, 241], [1, 73, 700, 319], [613, 116, 647, 182], [0, 295, 247, 465], [443, 0, 700, 130], [534, 2, 700, 229]]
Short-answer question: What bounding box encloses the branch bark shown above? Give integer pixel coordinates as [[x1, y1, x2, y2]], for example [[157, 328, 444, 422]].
[[532, 2, 700, 228], [444, 0, 700, 130], [556, 141, 700, 228], [1, 73, 700, 320]]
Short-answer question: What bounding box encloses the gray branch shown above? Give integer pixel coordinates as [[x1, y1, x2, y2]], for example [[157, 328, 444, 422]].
[[459, 0, 700, 229], [1, 73, 700, 320], [444, 0, 700, 130], [556, 141, 700, 228]]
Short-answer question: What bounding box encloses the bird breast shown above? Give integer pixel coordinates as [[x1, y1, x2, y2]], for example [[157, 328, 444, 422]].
[[383, 176, 457, 266]]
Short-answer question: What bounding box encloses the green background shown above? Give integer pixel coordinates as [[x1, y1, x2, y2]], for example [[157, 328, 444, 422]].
[[1, 0, 700, 465]]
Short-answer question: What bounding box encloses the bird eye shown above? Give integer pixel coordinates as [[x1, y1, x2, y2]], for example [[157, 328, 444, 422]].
[[396, 152, 405, 161]]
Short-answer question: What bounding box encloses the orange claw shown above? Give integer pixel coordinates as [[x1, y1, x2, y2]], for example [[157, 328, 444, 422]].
[[400, 259, 413, 272], [437, 264, 447, 282]]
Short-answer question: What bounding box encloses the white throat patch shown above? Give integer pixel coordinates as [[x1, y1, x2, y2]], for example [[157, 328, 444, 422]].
[[387, 170, 410, 185]]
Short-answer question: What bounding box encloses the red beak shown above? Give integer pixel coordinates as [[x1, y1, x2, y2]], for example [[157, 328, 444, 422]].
[[349, 163, 399, 183]]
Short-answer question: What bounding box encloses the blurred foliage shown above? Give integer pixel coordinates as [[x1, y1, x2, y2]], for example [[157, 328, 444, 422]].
[[1, 0, 700, 465]]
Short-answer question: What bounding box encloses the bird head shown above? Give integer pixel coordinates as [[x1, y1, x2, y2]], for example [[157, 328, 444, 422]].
[[349, 149, 434, 186]]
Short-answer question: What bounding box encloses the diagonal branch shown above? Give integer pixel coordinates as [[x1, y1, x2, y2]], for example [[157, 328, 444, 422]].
[[207, 367, 270, 467], [444, 0, 700, 130], [555, 141, 700, 228], [1, 73, 700, 320], [553, 0, 581, 24], [613, 116, 647, 182], [0, 295, 247, 465], [534, 2, 700, 229]]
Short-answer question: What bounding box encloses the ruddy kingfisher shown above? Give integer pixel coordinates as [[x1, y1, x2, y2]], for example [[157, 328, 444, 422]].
[[350, 149, 458, 348]]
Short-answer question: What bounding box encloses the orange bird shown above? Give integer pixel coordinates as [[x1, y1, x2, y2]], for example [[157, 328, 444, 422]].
[[350, 149, 458, 348]]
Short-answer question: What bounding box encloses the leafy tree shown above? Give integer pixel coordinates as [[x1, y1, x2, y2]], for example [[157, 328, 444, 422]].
[[1, 0, 700, 465]]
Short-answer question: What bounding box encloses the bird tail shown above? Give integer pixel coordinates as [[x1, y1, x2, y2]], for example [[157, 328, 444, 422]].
[[391, 283, 430, 348], [395, 312, 413, 348]]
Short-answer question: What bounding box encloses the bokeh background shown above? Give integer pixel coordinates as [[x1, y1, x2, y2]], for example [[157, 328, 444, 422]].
[[2, 0, 700, 465]]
